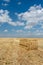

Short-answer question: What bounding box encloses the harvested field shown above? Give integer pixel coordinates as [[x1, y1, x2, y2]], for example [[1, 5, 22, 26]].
[[0, 38, 43, 65]]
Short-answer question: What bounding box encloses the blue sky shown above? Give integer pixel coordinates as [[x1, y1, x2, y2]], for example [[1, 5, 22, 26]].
[[0, 0, 43, 37]]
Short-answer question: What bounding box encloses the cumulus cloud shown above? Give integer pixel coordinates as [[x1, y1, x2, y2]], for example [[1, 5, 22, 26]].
[[18, 5, 43, 29], [0, 9, 24, 26], [41, 26, 43, 28], [0, 10, 10, 23], [16, 30, 23, 33], [2, 3, 8, 6], [18, 29, 43, 37], [4, 29, 8, 32], [33, 29, 43, 35], [18, 2, 21, 5]]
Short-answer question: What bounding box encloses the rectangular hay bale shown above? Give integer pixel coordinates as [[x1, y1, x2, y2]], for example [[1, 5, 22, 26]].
[[19, 39, 38, 50]]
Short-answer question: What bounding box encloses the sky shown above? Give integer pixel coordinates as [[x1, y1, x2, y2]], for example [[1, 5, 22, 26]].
[[0, 0, 43, 38]]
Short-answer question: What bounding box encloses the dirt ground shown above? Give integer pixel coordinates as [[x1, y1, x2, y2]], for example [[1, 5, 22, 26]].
[[0, 38, 43, 65]]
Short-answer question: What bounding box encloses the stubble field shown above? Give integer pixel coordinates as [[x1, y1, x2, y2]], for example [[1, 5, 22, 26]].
[[0, 38, 43, 65]]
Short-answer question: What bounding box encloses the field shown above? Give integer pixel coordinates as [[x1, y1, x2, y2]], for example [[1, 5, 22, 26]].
[[0, 38, 43, 65]]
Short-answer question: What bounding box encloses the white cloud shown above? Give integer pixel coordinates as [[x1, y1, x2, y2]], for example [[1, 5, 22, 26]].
[[24, 25, 32, 29], [16, 29, 43, 37], [41, 26, 43, 28], [0, 9, 4, 14], [18, 2, 21, 5], [8, 21, 24, 26], [0, 9, 24, 26], [27, 29, 43, 36], [14, 12, 18, 15], [2, 3, 8, 6], [33, 29, 43, 35], [4, 29, 8, 32], [16, 30, 23, 33], [40, 24, 43, 28], [4, 0, 10, 2], [18, 29, 43, 37], [18, 5, 43, 29], [0, 10, 10, 23], [16, 21, 24, 26]]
